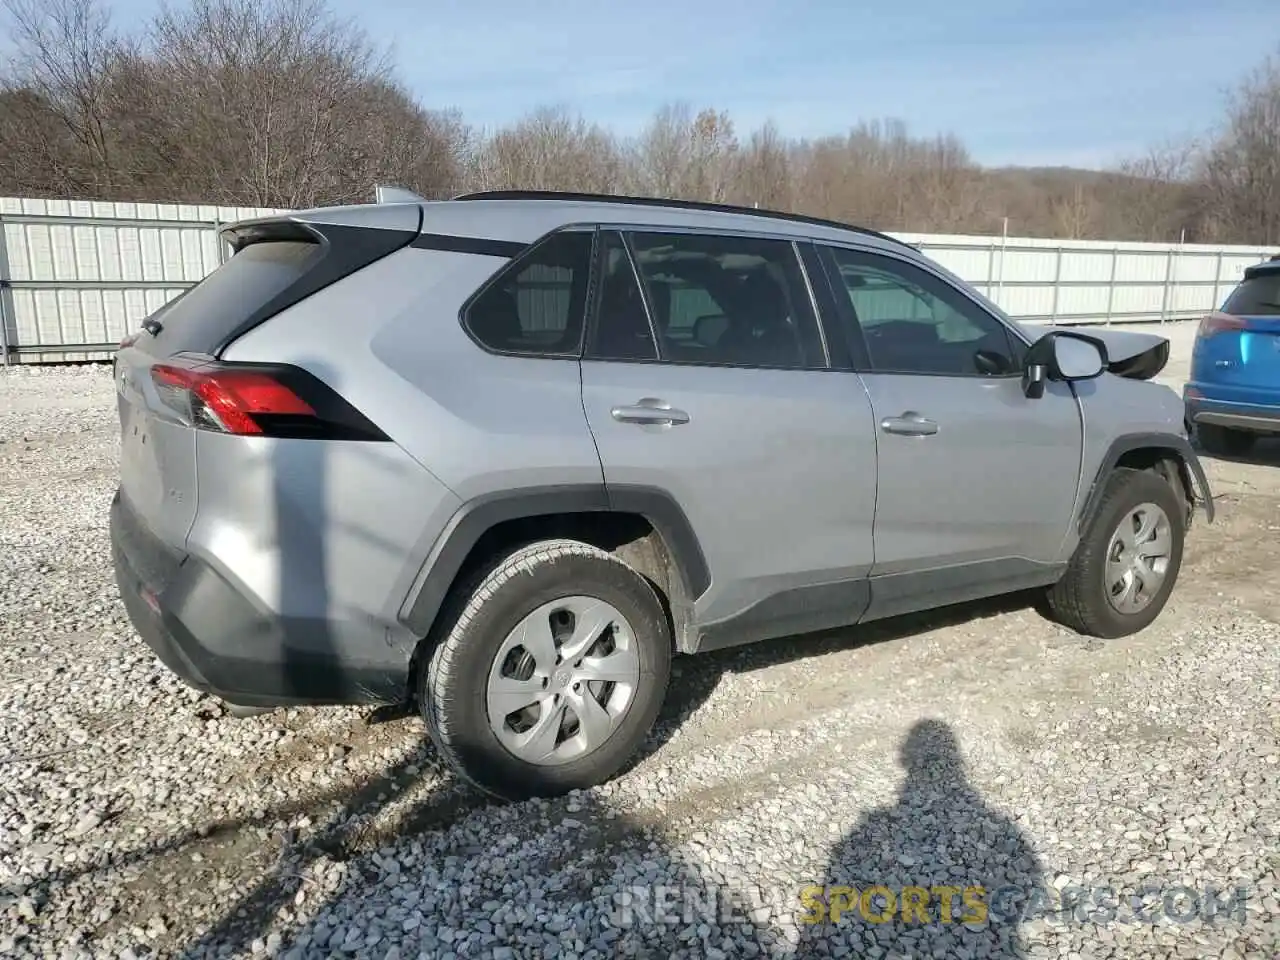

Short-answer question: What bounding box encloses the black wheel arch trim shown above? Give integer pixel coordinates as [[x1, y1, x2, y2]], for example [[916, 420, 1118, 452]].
[[399, 483, 712, 638], [1077, 432, 1215, 532]]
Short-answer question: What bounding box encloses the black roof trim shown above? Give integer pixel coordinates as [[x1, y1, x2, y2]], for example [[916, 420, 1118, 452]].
[[1243, 259, 1280, 279], [410, 232, 526, 258], [452, 190, 913, 250]]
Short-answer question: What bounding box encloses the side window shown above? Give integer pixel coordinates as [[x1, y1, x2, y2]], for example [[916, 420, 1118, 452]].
[[463, 230, 594, 356], [591, 231, 658, 361], [624, 231, 826, 369], [822, 246, 1021, 377]]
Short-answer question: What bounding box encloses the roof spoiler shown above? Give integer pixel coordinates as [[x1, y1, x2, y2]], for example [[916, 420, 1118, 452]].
[[374, 184, 427, 205]]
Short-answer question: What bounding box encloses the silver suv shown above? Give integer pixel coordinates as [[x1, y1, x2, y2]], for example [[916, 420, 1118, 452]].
[[110, 190, 1215, 800]]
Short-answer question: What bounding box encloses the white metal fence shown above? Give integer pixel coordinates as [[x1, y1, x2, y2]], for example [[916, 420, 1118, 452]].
[[0, 197, 283, 364], [1, 196, 1276, 364], [898, 230, 1277, 329]]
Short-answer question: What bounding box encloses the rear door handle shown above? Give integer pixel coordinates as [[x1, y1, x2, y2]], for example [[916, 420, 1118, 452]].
[[880, 411, 938, 436], [610, 398, 690, 426]]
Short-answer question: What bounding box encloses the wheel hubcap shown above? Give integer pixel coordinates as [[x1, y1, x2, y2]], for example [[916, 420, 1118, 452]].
[[485, 596, 640, 766], [1104, 502, 1173, 615]]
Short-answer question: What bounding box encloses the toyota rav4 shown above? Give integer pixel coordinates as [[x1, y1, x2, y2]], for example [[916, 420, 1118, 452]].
[[110, 190, 1215, 800]]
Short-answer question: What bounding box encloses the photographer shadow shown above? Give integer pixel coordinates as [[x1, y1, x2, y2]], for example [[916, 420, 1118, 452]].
[[796, 719, 1047, 959]]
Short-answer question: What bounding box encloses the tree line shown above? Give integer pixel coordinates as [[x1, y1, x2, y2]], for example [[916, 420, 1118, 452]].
[[3, 0, 1279, 245]]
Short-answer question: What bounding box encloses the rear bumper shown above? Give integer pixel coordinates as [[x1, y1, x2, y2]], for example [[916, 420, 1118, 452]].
[[110, 489, 410, 708], [1184, 388, 1280, 435]]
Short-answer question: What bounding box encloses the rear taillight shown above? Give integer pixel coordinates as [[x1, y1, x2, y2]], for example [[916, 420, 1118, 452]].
[[149, 359, 389, 441], [151, 364, 311, 435], [1197, 314, 1247, 338]]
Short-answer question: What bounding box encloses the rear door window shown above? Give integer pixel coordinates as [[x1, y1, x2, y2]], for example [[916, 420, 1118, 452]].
[[590, 231, 659, 361], [621, 230, 827, 370], [1223, 269, 1280, 316]]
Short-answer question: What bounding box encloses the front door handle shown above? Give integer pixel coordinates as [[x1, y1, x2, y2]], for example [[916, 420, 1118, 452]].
[[880, 411, 938, 436], [611, 398, 690, 426]]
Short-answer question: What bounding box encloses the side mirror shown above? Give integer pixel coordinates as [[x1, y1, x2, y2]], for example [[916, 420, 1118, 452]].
[[1022, 330, 1109, 399]]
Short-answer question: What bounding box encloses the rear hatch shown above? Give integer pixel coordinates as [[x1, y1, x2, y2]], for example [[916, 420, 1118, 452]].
[[1194, 261, 1280, 391], [113, 214, 417, 553]]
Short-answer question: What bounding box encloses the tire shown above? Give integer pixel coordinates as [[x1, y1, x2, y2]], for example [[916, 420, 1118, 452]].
[[1196, 422, 1256, 458], [1045, 467, 1185, 639], [420, 538, 672, 800]]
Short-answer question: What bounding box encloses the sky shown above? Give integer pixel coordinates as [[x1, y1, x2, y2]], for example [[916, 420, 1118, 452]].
[[73, 0, 1280, 169]]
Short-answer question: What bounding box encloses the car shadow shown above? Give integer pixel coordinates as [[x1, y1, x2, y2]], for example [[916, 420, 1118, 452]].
[[643, 589, 1039, 756], [178, 718, 1048, 958], [1190, 432, 1280, 468], [185, 771, 791, 958]]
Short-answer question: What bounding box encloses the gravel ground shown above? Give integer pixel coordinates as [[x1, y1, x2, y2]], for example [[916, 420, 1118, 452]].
[[1, 364, 1277, 960]]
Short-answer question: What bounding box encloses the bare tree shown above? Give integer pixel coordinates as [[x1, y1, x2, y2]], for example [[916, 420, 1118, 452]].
[[629, 103, 738, 202], [145, 0, 419, 207], [628, 102, 689, 197], [907, 133, 984, 233], [468, 105, 622, 194], [0, 89, 75, 196], [684, 108, 738, 202], [1, 0, 131, 195], [789, 136, 852, 223], [2, 0, 1277, 246], [1199, 48, 1280, 245], [731, 121, 791, 210], [1109, 140, 1199, 241], [408, 107, 470, 199], [1050, 183, 1099, 239]]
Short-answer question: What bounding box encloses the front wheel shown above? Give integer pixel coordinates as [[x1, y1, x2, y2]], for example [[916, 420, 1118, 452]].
[[419, 539, 672, 800], [1045, 467, 1185, 639]]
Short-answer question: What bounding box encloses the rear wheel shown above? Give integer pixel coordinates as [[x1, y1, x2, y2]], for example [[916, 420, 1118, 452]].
[[1196, 422, 1256, 458], [420, 539, 672, 800], [1045, 467, 1185, 639]]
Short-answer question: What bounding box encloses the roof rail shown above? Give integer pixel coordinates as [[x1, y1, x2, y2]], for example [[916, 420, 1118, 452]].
[[452, 189, 910, 249]]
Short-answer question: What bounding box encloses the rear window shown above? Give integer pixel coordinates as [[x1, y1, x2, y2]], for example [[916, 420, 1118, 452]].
[[145, 240, 320, 355], [1223, 268, 1280, 316]]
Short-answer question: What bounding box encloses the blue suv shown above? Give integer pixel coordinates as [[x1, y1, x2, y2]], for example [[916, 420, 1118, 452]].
[[1186, 254, 1280, 456]]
